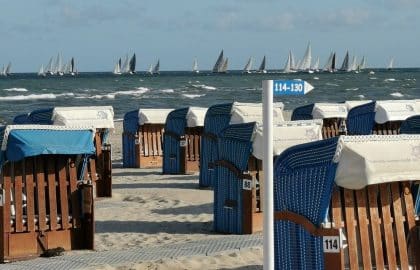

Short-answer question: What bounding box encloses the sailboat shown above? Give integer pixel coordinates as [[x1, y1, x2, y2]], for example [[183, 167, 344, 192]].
[[192, 57, 199, 73], [220, 58, 228, 73], [3, 62, 12, 76], [243, 57, 253, 74], [359, 56, 367, 70], [387, 58, 394, 70], [113, 58, 122, 75], [46, 57, 54, 75], [147, 64, 153, 75], [152, 59, 160, 75], [0, 65, 4, 76], [350, 56, 358, 72], [298, 42, 312, 72], [121, 55, 130, 74], [323, 52, 336, 73], [128, 53, 136, 74], [55, 53, 64, 76], [212, 50, 225, 73], [311, 57, 320, 72], [38, 64, 46, 77], [340, 51, 350, 72], [257, 56, 267, 73], [70, 57, 77, 76]]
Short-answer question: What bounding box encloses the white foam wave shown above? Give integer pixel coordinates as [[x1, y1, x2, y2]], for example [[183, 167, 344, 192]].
[[114, 87, 149, 96], [369, 77, 377, 80], [357, 95, 365, 98], [345, 88, 359, 91], [0, 92, 73, 101], [160, 89, 174, 93], [89, 94, 116, 99], [384, 78, 396, 82], [3, 87, 28, 92], [326, 83, 339, 86], [192, 84, 216, 90], [313, 77, 319, 80], [390, 92, 404, 97], [183, 94, 205, 99]]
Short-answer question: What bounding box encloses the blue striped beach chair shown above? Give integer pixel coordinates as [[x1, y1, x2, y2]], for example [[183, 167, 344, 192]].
[[273, 138, 339, 269], [12, 108, 53, 125], [199, 103, 233, 188], [122, 110, 139, 168], [213, 122, 256, 234], [346, 101, 376, 135], [0, 125, 96, 262], [162, 108, 189, 174], [274, 136, 420, 269], [291, 104, 314, 121]]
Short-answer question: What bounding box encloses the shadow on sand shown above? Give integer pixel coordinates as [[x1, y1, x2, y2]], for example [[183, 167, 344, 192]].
[[151, 203, 213, 215], [113, 182, 200, 190]]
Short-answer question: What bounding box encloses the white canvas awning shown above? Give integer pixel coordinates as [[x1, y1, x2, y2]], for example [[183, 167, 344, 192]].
[[312, 103, 348, 119], [344, 100, 372, 110], [138, 109, 173, 125], [374, 100, 418, 124], [334, 135, 420, 189], [229, 102, 284, 125], [52, 106, 114, 129], [252, 120, 323, 160], [186, 107, 208, 127]]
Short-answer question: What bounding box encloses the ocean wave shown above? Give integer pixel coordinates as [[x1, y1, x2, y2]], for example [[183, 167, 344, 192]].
[[191, 84, 216, 90], [160, 89, 174, 93], [182, 94, 205, 99], [326, 83, 339, 86], [114, 87, 149, 96], [84, 94, 116, 99], [0, 93, 73, 101], [357, 95, 365, 98], [3, 87, 28, 92], [313, 77, 319, 80], [369, 77, 377, 80], [345, 88, 359, 91], [384, 78, 396, 82], [390, 92, 404, 97]]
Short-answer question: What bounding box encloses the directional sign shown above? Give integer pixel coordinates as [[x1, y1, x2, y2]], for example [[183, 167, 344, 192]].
[[272, 80, 314, 96]]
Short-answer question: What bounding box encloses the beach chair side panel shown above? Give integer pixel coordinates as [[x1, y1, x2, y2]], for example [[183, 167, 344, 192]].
[[94, 131, 112, 197], [184, 127, 203, 174], [0, 156, 94, 262]]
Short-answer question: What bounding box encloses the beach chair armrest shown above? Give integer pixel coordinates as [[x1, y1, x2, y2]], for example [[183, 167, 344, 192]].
[[214, 160, 252, 180]]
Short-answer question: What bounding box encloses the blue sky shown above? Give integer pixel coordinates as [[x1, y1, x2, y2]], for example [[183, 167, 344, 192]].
[[1, 0, 419, 72]]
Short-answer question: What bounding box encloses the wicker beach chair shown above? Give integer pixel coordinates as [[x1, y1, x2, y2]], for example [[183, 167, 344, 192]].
[[162, 108, 189, 174], [274, 136, 420, 269], [184, 107, 207, 174], [0, 125, 96, 262], [199, 103, 233, 188], [213, 122, 256, 234], [291, 103, 314, 121], [122, 109, 171, 169], [373, 100, 418, 135], [12, 108, 53, 125], [346, 101, 376, 135]]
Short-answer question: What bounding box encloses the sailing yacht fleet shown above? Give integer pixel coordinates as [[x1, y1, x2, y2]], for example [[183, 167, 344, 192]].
[[0, 45, 396, 77]]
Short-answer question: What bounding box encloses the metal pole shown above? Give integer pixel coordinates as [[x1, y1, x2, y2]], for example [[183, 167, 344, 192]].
[[262, 80, 274, 270]]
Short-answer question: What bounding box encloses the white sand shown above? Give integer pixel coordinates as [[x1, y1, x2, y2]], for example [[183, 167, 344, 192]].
[[89, 121, 263, 269]]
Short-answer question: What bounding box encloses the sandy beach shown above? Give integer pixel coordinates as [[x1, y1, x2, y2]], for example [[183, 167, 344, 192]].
[[89, 121, 263, 269]]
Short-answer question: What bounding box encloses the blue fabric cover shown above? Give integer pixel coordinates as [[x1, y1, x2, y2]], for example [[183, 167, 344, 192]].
[[346, 101, 376, 135], [162, 108, 189, 174], [3, 129, 95, 164], [13, 114, 31, 124], [400, 115, 420, 134], [122, 109, 140, 168], [273, 137, 339, 270], [214, 122, 255, 234], [199, 103, 233, 187], [291, 104, 315, 121]]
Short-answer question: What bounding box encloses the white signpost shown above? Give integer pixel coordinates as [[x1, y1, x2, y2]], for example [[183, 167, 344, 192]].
[[262, 80, 314, 270]]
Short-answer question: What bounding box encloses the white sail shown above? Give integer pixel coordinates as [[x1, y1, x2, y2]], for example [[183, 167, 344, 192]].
[[290, 51, 296, 70], [38, 64, 46, 76], [359, 56, 367, 70], [192, 57, 199, 73], [283, 52, 292, 73], [147, 64, 153, 74], [46, 57, 54, 75], [4, 62, 11, 75], [387, 58, 394, 70], [349, 56, 358, 71], [243, 57, 253, 73], [311, 57, 320, 71], [323, 52, 336, 72], [121, 54, 129, 74], [0, 65, 5, 76], [220, 58, 228, 73], [113, 58, 121, 74], [298, 42, 312, 71], [258, 56, 266, 73]]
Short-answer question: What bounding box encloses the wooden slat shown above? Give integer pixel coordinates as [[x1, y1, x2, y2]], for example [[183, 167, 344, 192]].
[[24, 158, 36, 232], [331, 188, 344, 269], [68, 158, 80, 228], [58, 158, 70, 230], [143, 126, 149, 156], [14, 161, 24, 232], [343, 189, 359, 269], [148, 125, 154, 157], [35, 157, 47, 231], [2, 164, 12, 233], [95, 132, 103, 156], [47, 156, 58, 231], [355, 189, 372, 270], [401, 182, 420, 268], [390, 182, 409, 269], [366, 185, 385, 269], [194, 132, 200, 161], [152, 126, 158, 156], [379, 184, 397, 269], [157, 126, 163, 156]]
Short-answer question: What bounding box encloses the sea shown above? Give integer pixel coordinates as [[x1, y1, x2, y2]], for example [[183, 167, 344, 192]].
[[0, 69, 418, 123]]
